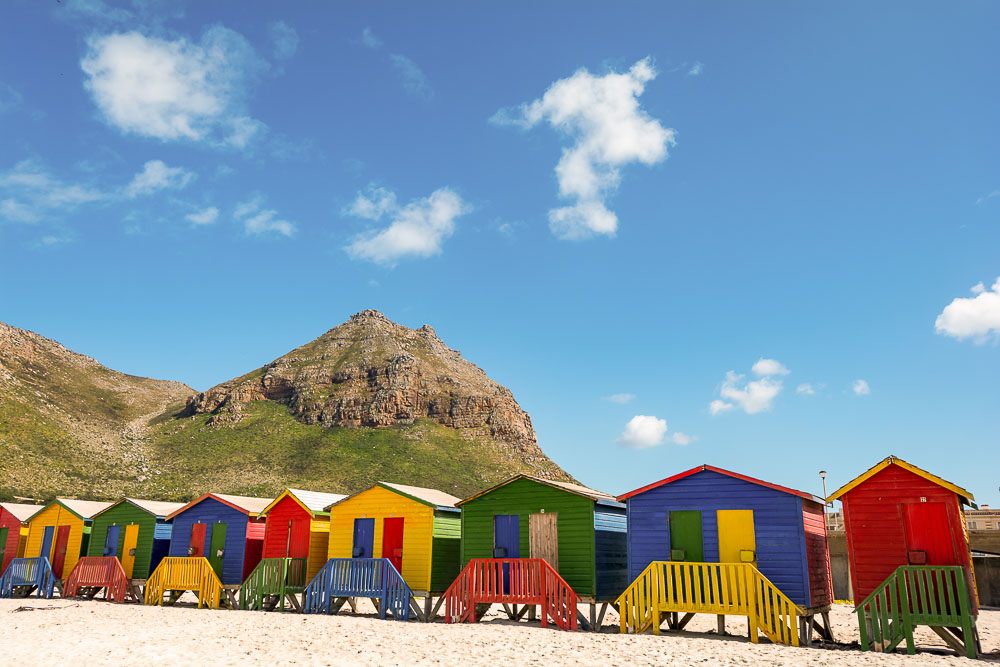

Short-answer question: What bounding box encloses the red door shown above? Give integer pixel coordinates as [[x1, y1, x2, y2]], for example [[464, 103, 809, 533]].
[[189, 523, 207, 557], [382, 517, 404, 574], [288, 519, 310, 558], [51, 525, 71, 578], [903, 503, 959, 565]]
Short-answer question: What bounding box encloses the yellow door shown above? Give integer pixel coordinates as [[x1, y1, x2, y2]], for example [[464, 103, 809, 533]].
[[717, 510, 756, 564], [121, 524, 140, 578]]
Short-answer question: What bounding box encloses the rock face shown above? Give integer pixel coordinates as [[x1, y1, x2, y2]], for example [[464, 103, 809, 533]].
[[185, 310, 556, 471]]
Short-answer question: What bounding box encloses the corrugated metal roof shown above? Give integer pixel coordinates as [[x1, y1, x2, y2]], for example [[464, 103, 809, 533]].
[[285, 489, 347, 513], [57, 498, 114, 519], [0, 502, 44, 522], [213, 494, 274, 515], [456, 475, 619, 506], [380, 482, 461, 508], [124, 498, 186, 517]]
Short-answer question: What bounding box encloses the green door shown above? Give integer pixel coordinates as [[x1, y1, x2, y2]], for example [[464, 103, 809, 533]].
[[668, 511, 703, 562], [0, 527, 8, 565], [208, 523, 227, 579]]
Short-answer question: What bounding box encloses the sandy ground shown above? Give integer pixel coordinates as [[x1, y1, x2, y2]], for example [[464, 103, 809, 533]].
[[3, 596, 997, 666]]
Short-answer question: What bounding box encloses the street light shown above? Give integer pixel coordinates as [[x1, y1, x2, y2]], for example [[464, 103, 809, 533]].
[[819, 470, 828, 500]]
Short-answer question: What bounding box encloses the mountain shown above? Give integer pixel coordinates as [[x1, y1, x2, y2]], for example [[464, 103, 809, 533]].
[[0, 311, 571, 501]]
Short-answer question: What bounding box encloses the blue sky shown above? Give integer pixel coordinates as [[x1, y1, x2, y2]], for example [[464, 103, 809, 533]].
[[1, 1, 998, 504]]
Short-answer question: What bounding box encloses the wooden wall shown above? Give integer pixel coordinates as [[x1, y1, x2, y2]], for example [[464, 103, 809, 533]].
[[88, 502, 158, 579], [802, 499, 833, 608], [594, 503, 627, 601], [24, 503, 85, 578], [429, 509, 460, 593], [167, 497, 250, 586], [0, 507, 23, 574]]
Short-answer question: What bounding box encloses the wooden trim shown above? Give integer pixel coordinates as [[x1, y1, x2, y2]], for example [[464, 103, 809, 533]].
[[617, 464, 814, 502], [826, 456, 975, 504], [165, 493, 250, 521]]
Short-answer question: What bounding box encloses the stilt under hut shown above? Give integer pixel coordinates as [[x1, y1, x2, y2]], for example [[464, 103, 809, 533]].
[[442, 475, 628, 631], [616, 465, 834, 646], [304, 482, 461, 621], [0, 503, 42, 576], [827, 456, 981, 658], [145, 493, 271, 609], [243, 488, 345, 611], [68, 498, 184, 602]]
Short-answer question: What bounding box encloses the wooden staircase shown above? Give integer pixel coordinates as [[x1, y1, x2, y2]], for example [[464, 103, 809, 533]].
[[63, 557, 134, 602], [857, 565, 979, 658], [303, 558, 414, 620], [144, 557, 223, 609], [440, 558, 580, 631], [617, 561, 801, 645], [0, 557, 57, 599], [241, 557, 307, 612]]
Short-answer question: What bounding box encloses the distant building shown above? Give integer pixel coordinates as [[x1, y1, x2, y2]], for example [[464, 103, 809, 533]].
[[966, 504, 1000, 530], [825, 510, 845, 532]]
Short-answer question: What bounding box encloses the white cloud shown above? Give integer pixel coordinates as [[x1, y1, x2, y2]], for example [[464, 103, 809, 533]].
[[185, 206, 218, 225], [361, 27, 382, 49], [605, 393, 636, 404], [751, 357, 789, 377], [852, 379, 871, 396], [125, 160, 194, 197], [687, 62, 704, 77], [492, 57, 673, 240], [935, 278, 1000, 343], [671, 432, 697, 446], [0, 160, 105, 223], [233, 196, 295, 237], [345, 187, 469, 265], [270, 21, 299, 61], [390, 54, 432, 99], [345, 186, 397, 221], [710, 370, 783, 415], [796, 383, 816, 395], [60, 0, 134, 24], [617, 415, 667, 449], [80, 28, 265, 147]]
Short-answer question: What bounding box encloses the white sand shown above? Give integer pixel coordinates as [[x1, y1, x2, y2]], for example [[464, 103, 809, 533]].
[[2, 596, 995, 665]]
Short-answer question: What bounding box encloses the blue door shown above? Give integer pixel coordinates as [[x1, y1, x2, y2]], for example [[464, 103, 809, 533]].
[[352, 518, 375, 558], [104, 525, 121, 557], [493, 515, 519, 594], [40, 525, 54, 561]]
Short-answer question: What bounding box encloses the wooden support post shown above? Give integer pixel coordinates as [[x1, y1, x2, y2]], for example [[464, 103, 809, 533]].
[[589, 604, 597, 631], [423, 596, 433, 622], [502, 603, 516, 620], [527, 605, 536, 621], [429, 595, 446, 622], [676, 613, 695, 631], [819, 611, 834, 641], [717, 615, 725, 636], [347, 597, 357, 612], [596, 602, 609, 629], [930, 626, 966, 656]]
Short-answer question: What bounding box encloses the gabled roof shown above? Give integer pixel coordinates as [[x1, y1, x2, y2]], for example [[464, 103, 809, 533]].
[[261, 488, 348, 516], [826, 456, 975, 506], [456, 474, 619, 507], [616, 465, 815, 502], [0, 502, 44, 523], [325, 482, 461, 511], [52, 498, 114, 520], [166, 493, 274, 520], [92, 498, 186, 520]]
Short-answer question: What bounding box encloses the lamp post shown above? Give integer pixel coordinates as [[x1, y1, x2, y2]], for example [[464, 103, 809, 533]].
[[819, 470, 828, 502]]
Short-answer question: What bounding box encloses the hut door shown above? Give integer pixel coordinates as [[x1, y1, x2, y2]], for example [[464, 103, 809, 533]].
[[121, 525, 140, 578], [903, 502, 958, 565], [40, 525, 54, 561], [529, 513, 558, 571], [0, 527, 8, 565], [52, 525, 71, 578], [382, 517, 404, 573], [189, 523, 207, 557], [494, 515, 519, 595], [352, 518, 375, 558], [287, 519, 310, 559], [104, 525, 121, 557], [668, 511, 703, 562], [717, 510, 756, 565], [208, 523, 227, 578]]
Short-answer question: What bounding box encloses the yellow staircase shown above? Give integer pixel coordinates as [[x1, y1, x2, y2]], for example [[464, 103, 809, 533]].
[[617, 561, 801, 646], [144, 557, 223, 609]]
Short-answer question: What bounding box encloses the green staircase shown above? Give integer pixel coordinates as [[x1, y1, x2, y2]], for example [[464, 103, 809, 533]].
[[857, 565, 979, 658], [241, 558, 307, 612]]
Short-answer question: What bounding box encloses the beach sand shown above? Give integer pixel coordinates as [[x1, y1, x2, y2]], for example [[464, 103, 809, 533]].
[[3, 596, 996, 666]]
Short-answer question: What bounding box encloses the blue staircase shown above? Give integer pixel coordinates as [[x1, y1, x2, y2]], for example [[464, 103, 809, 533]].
[[303, 558, 414, 620], [0, 557, 57, 599]]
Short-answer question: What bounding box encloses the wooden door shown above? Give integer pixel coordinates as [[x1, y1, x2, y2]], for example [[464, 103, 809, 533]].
[[52, 525, 71, 578], [104, 525, 121, 557], [668, 511, 703, 561], [352, 518, 375, 558], [121, 524, 139, 578], [40, 525, 54, 561], [382, 517, 404, 573], [288, 519, 310, 559], [529, 513, 558, 570], [208, 523, 227, 579], [493, 515, 520, 558], [717, 510, 756, 564], [903, 502, 959, 565], [0, 527, 8, 568], [189, 523, 207, 557]]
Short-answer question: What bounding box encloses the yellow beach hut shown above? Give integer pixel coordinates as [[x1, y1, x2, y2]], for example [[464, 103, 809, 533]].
[[24, 498, 113, 580]]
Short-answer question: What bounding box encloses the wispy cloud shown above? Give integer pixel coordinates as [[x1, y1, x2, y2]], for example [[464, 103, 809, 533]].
[[270, 21, 299, 61], [185, 206, 218, 225], [671, 432, 697, 445], [976, 190, 1000, 206], [605, 393, 636, 404], [0, 82, 23, 114], [233, 196, 295, 237], [492, 58, 673, 240], [935, 277, 1000, 344], [710, 358, 788, 415], [687, 61, 704, 77], [852, 379, 871, 396], [796, 383, 816, 395], [361, 27, 382, 49], [0, 160, 105, 223], [126, 160, 194, 198], [390, 54, 432, 99]]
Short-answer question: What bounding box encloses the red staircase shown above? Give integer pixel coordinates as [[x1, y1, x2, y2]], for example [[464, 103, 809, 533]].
[[63, 556, 133, 602], [441, 558, 579, 630]]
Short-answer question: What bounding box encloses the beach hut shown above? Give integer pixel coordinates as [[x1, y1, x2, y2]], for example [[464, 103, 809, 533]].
[[87, 498, 185, 580], [827, 456, 980, 657], [241, 489, 345, 611], [0, 503, 43, 575], [615, 465, 833, 645], [440, 475, 627, 630], [23, 498, 112, 580]]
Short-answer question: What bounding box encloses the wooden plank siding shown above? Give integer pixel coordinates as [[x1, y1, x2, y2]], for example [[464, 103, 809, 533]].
[[328, 485, 435, 592], [624, 469, 814, 608], [87, 502, 159, 579], [308, 519, 330, 582], [430, 510, 461, 593], [802, 500, 833, 608], [459, 478, 597, 598], [0, 507, 25, 574], [24, 503, 86, 578], [594, 503, 628, 601], [167, 498, 251, 586]]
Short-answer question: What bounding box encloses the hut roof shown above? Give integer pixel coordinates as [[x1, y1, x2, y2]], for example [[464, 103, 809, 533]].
[[616, 465, 815, 502], [0, 502, 44, 522], [456, 474, 619, 507], [92, 498, 186, 519], [325, 482, 460, 511], [826, 455, 975, 505], [261, 489, 348, 516], [54, 498, 115, 520], [166, 493, 274, 520]]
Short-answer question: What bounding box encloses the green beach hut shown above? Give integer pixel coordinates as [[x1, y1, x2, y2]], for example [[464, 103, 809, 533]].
[[87, 498, 185, 581]]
